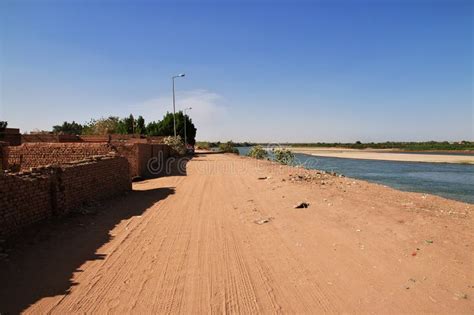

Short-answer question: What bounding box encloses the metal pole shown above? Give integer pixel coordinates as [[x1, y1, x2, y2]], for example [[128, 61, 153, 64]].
[[172, 73, 185, 138], [172, 77, 176, 137]]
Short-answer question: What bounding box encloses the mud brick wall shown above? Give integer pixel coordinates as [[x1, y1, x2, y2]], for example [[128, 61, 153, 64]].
[[137, 144, 153, 177], [22, 134, 61, 143], [0, 129, 21, 146], [112, 144, 140, 178], [59, 156, 131, 213], [0, 156, 131, 238], [0, 172, 53, 238], [7, 142, 172, 179], [22, 134, 83, 143], [141, 144, 171, 177], [0, 142, 8, 171], [78, 135, 111, 143], [111, 143, 170, 178], [8, 143, 113, 171]]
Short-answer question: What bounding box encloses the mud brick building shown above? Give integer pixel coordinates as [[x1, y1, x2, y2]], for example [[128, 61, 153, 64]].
[[0, 155, 131, 238], [0, 135, 172, 238]]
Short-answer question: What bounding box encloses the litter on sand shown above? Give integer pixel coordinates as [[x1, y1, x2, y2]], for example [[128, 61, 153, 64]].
[[254, 218, 273, 225], [294, 202, 310, 209]]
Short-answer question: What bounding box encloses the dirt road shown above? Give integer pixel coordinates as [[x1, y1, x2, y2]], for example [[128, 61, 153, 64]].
[[1, 153, 473, 314]]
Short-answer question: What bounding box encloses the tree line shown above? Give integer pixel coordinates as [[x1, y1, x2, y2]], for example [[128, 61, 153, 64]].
[[196, 140, 474, 151], [51, 112, 197, 145]]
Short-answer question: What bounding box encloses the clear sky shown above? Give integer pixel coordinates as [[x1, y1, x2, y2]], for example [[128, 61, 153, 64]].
[[0, 0, 472, 142]]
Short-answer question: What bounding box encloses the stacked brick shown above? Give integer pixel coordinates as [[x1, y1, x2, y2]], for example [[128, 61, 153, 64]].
[[112, 143, 139, 178], [8, 143, 113, 171], [113, 143, 171, 178], [21, 134, 83, 143], [0, 142, 8, 171], [138, 144, 171, 177], [0, 171, 53, 238], [59, 155, 131, 213], [0, 155, 131, 238], [78, 135, 110, 143], [0, 128, 21, 146], [7, 142, 172, 179]]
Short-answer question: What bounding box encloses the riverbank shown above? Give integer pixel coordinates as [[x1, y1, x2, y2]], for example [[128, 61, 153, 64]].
[[290, 147, 474, 164], [1, 153, 472, 313]]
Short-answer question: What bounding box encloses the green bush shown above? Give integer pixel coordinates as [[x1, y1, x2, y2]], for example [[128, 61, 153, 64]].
[[164, 136, 186, 156], [247, 145, 268, 159], [196, 141, 210, 150], [0, 121, 8, 131], [219, 141, 239, 154], [272, 147, 294, 165]]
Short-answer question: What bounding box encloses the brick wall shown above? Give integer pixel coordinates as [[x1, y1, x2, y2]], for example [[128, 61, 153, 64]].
[[138, 144, 171, 177], [0, 171, 53, 237], [8, 143, 113, 171], [21, 134, 165, 145], [59, 156, 130, 213], [0, 142, 8, 171], [137, 144, 152, 177], [93, 143, 170, 178], [0, 129, 21, 146], [0, 155, 131, 238], [112, 143, 139, 178], [7, 142, 171, 179], [22, 134, 84, 143], [22, 134, 61, 143], [78, 135, 110, 143]]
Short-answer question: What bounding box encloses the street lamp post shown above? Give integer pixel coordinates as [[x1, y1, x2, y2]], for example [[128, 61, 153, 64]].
[[172, 73, 185, 137], [184, 107, 192, 148]]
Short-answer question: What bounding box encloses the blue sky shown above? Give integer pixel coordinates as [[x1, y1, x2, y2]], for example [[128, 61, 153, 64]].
[[0, 0, 472, 142]]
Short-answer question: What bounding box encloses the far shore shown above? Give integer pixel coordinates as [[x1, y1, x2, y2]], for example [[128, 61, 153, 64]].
[[289, 147, 474, 164]]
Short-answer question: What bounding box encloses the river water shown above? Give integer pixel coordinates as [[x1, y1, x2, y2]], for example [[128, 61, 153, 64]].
[[236, 147, 474, 204]]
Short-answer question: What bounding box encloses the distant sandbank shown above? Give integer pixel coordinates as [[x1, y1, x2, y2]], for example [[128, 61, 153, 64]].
[[289, 147, 474, 164]]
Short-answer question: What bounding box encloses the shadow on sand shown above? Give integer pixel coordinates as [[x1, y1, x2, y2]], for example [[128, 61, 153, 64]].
[[0, 186, 175, 314], [165, 155, 192, 177]]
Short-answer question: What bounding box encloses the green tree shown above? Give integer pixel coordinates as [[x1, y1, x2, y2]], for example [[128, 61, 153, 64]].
[[247, 145, 268, 159], [116, 114, 135, 134], [219, 141, 239, 154], [136, 116, 145, 135], [146, 112, 197, 145], [52, 121, 83, 135], [272, 147, 294, 165], [122, 114, 135, 134], [146, 121, 160, 136], [176, 111, 197, 145], [82, 116, 121, 135]]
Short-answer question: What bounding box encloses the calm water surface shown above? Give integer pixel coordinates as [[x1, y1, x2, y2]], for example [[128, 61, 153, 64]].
[[237, 147, 474, 204]]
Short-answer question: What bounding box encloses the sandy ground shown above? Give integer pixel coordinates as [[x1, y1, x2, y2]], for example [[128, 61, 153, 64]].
[[1, 153, 473, 314], [290, 147, 474, 164]]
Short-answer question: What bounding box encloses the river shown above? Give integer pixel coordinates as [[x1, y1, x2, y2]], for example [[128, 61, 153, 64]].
[[236, 147, 474, 204]]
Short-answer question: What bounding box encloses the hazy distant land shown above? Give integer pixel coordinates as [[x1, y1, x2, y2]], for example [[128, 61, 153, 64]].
[[289, 147, 474, 164]]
